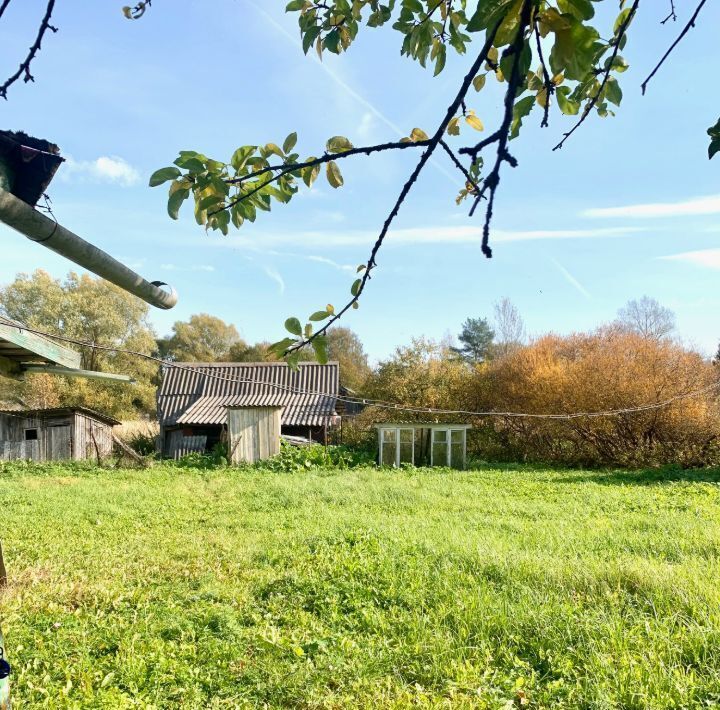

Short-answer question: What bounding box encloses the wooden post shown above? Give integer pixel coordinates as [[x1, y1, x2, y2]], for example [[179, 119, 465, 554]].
[[0, 541, 6, 588]]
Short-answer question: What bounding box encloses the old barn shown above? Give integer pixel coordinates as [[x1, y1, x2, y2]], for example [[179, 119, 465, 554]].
[[156, 362, 339, 461], [0, 407, 120, 462]]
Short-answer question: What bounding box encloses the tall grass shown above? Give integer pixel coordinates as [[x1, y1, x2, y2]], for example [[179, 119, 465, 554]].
[[0, 463, 719, 707]]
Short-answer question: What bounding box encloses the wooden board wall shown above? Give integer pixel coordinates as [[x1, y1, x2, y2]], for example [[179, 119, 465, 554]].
[[228, 407, 281, 464]]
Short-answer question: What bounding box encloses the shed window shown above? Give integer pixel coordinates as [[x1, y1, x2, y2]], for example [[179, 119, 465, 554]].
[[24, 428, 38, 441]]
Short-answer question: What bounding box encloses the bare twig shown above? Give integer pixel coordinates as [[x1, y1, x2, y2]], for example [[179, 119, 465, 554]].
[[534, 20, 553, 128], [0, 0, 57, 100], [286, 20, 504, 355], [661, 0, 677, 24], [439, 140, 480, 193], [553, 0, 640, 150], [642, 0, 707, 95]]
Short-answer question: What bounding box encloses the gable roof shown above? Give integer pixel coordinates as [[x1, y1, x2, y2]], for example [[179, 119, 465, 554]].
[[157, 362, 339, 427]]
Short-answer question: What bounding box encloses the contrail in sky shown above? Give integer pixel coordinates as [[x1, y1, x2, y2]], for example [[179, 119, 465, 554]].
[[552, 259, 592, 300], [243, 0, 459, 185]]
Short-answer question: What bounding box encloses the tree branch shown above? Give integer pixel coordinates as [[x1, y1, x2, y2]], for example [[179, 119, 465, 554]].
[[460, 0, 533, 258], [225, 139, 431, 186], [0, 0, 57, 100], [553, 0, 640, 151], [534, 20, 553, 129], [213, 139, 431, 217], [642, 0, 707, 95], [0, 0, 12, 20], [286, 19, 504, 355], [439, 140, 480, 193]]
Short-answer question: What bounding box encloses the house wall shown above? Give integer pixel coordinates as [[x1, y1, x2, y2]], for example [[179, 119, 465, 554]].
[[228, 407, 281, 464]]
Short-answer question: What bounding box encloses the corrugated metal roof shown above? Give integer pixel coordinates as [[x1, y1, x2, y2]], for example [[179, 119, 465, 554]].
[[157, 362, 339, 427]]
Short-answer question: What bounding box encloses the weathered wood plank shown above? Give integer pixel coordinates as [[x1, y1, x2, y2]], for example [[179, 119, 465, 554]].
[[0, 318, 81, 369]]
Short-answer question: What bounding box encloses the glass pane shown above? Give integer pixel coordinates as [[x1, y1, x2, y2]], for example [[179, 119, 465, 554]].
[[434, 429, 447, 443], [432, 442, 448, 467], [450, 444, 464, 468], [381, 429, 397, 466], [399, 429, 414, 443], [451, 430, 464, 444], [399, 429, 414, 465]]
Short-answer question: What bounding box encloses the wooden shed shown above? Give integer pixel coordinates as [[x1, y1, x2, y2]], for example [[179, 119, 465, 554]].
[[156, 362, 339, 459], [227, 406, 282, 464], [0, 407, 120, 462]]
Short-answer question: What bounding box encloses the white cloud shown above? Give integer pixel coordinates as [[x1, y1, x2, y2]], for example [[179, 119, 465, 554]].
[[160, 264, 215, 272], [583, 194, 720, 219], [659, 248, 720, 270], [263, 266, 285, 295], [552, 259, 591, 300], [61, 155, 141, 186], [306, 255, 355, 272], [209, 224, 645, 250]]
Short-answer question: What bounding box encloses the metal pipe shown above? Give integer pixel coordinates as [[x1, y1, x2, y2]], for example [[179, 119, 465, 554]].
[[0, 189, 178, 310]]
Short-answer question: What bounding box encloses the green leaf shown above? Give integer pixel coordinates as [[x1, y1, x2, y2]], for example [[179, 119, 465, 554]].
[[231, 146, 256, 171], [269, 337, 296, 355], [326, 136, 354, 154], [556, 86, 580, 115], [613, 7, 634, 35], [467, 0, 514, 33], [285, 0, 305, 11], [283, 132, 298, 154], [302, 26, 322, 54], [312, 335, 329, 364], [326, 161, 344, 188], [473, 74, 486, 92], [604, 77, 622, 106], [266, 143, 284, 158], [350, 278, 362, 296], [708, 118, 720, 159], [304, 323, 313, 339], [493, 0, 524, 47], [303, 162, 321, 188], [509, 95, 535, 139], [149, 167, 181, 187], [324, 28, 341, 54], [284, 317, 303, 336], [309, 310, 330, 321], [173, 156, 205, 172], [167, 188, 190, 220], [557, 0, 594, 21]]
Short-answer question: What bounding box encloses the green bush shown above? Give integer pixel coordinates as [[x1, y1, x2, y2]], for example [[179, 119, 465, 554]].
[[254, 443, 375, 473]]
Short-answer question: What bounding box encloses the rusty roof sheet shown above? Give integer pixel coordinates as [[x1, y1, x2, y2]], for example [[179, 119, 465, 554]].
[[157, 362, 339, 427]]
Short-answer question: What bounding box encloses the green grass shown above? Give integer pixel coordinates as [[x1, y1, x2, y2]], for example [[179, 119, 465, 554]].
[[1, 462, 720, 708]]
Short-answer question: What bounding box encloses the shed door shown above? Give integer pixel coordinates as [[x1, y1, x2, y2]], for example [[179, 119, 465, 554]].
[[47, 425, 71, 460]]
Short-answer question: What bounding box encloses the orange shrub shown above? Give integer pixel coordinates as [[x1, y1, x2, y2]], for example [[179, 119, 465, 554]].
[[476, 329, 720, 467]]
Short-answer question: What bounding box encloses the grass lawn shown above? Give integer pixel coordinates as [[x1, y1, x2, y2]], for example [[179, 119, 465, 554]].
[[1, 463, 719, 708]]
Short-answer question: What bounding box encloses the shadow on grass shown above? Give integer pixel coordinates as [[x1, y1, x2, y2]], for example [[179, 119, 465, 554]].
[[555, 466, 720, 486]]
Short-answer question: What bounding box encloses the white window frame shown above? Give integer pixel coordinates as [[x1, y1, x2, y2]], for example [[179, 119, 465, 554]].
[[380, 427, 415, 467], [430, 427, 467, 468]]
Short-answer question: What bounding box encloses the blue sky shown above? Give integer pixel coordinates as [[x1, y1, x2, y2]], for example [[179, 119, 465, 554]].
[[1, 0, 719, 361]]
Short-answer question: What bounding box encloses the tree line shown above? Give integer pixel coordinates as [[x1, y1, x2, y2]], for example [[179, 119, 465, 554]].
[[1, 269, 718, 468]]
